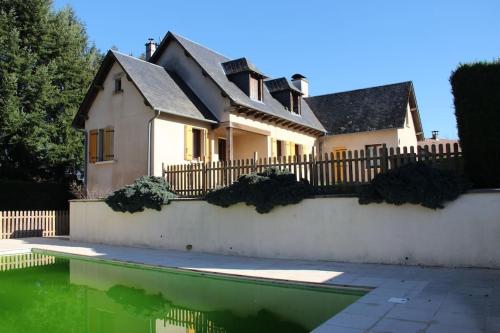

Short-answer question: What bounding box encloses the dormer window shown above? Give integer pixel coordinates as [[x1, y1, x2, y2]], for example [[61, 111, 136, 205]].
[[249, 74, 263, 101], [222, 58, 267, 101], [265, 77, 303, 115], [292, 93, 301, 115]]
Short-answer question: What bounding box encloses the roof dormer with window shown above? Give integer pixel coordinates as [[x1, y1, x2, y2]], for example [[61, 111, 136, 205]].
[[264, 78, 303, 115], [221, 58, 267, 102]]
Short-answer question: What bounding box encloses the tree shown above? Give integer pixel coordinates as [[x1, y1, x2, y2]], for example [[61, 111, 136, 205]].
[[0, 0, 101, 183]]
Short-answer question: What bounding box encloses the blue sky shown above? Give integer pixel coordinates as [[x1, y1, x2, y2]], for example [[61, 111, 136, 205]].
[[55, 0, 500, 139]]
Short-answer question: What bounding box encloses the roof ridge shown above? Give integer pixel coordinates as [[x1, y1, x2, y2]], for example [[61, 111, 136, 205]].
[[307, 81, 412, 99], [111, 50, 166, 69]]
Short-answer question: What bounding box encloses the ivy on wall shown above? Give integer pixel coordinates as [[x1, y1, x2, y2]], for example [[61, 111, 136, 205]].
[[358, 162, 468, 209], [206, 167, 314, 214], [105, 176, 176, 213]]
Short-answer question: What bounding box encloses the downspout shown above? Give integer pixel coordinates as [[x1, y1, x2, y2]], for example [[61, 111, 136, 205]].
[[147, 109, 161, 176], [75, 127, 88, 195]]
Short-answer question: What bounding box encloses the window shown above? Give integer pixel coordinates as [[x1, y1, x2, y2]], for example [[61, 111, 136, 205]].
[[184, 126, 207, 161], [192, 128, 202, 159], [218, 138, 227, 161], [114, 78, 122, 93], [249, 75, 263, 101], [294, 144, 300, 156], [88, 128, 114, 163], [405, 113, 410, 127], [365, 144, 383, 168], [276, 140, 283, 157], [291, 93, 301, 114]]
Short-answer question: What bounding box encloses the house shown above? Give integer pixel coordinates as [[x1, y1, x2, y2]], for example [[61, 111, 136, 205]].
[[418, 131, 461, 152], [73, 32, 424, 195]]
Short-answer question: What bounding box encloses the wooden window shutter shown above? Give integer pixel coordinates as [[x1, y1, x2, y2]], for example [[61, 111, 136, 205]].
[[301, 144, 308, 156], [184, 125, 193, 161], [285, 141, 291, 157], [103, 128, 114, 161], [271, 138, 277, 158], [88, 130, 98, 163], [204, 129, 210, 162]]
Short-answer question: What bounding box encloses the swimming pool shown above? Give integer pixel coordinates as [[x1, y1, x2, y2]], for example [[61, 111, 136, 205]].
[[0, 252, 366, 332]]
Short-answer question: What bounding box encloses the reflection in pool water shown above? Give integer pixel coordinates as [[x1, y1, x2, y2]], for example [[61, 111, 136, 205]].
[[0, 253, 365, 333]]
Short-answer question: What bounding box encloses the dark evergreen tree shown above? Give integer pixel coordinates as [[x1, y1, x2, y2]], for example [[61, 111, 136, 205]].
[[0, 0, 101, 182]]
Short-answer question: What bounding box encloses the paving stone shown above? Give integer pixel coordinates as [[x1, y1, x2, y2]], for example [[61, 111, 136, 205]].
[[312, 323, 366, 333], [324, 313, 380, 330], [385, 306, 436, 322], [370, 318, 427, 333], [426, 324, 485, 333], [485, 316, 500, 333], [343, 301, 394, 317], [433, 311, 486, 330]]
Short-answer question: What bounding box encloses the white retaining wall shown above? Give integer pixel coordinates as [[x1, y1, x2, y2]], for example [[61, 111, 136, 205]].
[[70, 192, 500, 268]]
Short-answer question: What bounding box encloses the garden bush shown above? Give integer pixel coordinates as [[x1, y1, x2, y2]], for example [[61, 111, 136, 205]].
[[450, 60, 500, 187], [105, 176, 176, 213], [206, 167, 314, 214], [358, 162, 468, 209]]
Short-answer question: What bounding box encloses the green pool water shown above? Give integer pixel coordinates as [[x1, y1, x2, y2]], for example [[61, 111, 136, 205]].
[[0, 252, 365, 333]]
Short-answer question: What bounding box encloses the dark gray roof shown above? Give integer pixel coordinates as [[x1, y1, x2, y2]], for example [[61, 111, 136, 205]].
[[305, 81, 415, 135], [221, 57, 266, 77], [73, 50, 216, 128], [167, 32, 326, 132], [265, 77, 302, 94], [112, 51, 216, 122]]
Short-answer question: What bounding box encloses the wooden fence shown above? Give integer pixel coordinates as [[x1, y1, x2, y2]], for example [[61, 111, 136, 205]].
[[163, 143, 463, 197], [0, 252, 56, 271], [0, 210, 69, 239]]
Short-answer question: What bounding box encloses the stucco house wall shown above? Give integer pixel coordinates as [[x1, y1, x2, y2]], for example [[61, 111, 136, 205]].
[[85, 62, 154, 195], [397, 104, 418, 148], [152, 114, 212, 176]]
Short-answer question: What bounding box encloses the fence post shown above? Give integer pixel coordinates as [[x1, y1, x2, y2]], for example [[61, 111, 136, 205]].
[[380, 144, 388, 173], [310, 152, 317, 186], [252, 152, 258, 172]]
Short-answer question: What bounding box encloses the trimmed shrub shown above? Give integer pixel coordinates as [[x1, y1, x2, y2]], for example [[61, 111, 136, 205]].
[[206, 167, 314, 214], [358, 162, 468, 209], [105, 176, 176, 213], [450, 60, 500, 187]]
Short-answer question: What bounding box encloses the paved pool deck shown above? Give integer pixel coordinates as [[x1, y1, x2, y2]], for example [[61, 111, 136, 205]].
[[1, 237, 499, 333]]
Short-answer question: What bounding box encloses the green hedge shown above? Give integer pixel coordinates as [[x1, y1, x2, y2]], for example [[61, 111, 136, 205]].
[[450, 60, 500, 187], [105, 176, 176, 213], [206, 167, 314, 214], [0, 179, 73, 210], [358, 162, 468, 209]]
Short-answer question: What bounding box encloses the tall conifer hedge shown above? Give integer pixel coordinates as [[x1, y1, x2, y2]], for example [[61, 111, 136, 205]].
[[450, 60, 500, 188]]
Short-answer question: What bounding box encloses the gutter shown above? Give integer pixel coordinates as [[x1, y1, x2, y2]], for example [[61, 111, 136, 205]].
[[74, 128, 88, 193], [147, 109, 161, 176]]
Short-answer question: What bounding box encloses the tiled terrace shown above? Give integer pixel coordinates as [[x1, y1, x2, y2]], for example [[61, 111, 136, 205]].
[[1, 237, 498, 333]]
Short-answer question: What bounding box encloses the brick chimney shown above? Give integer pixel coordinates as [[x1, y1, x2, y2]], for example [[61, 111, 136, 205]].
[[291, 73, 309, 97], [145, 38, 157, 61]]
